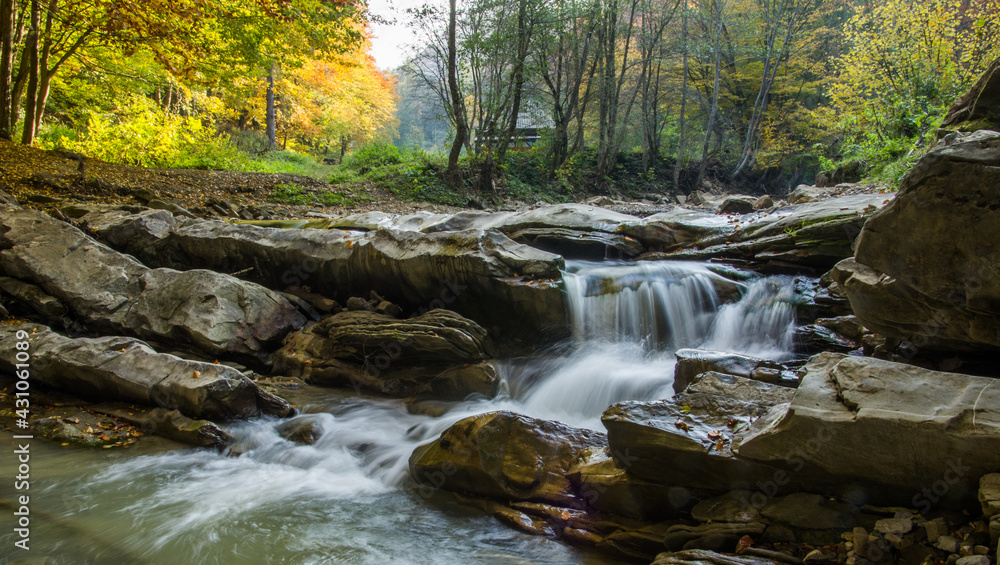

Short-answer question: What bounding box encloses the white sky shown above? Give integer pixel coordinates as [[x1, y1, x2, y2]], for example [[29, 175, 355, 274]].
[[367, 0, 425, 71]]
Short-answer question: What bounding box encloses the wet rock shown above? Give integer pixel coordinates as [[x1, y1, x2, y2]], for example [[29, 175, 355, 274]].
[[719, 196, 756, 215], [91, 403, 230, 448], [835, 131, 1000, 351], [803, 548, 838, 565], [795, 324, 859, 354], [0, 209, 305, 359], [409, 411, 606, 508], [31, 417, 106, 447], [507, 227, 645, 260], [567, 447, 706, 521], [737, 353, 1000, 506], [273, 309, 497, 398], [601, 373, 792, 490], [0, 276, 67, 319], [275, 414, 327, 445], [674, 349, 785, 393], [0, 325, 292, 420]]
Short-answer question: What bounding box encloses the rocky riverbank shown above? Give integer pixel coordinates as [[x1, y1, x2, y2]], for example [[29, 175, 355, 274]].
[[2, 112, 1000, 565]]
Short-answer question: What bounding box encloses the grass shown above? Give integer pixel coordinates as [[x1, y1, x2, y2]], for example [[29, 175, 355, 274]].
[[269, 182, 358, 207]]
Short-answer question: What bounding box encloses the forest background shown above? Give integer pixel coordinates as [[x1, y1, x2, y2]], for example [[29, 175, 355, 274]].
[[1, 0, 998, 206]]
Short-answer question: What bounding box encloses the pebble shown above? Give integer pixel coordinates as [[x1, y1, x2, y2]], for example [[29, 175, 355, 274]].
[[956, 556, 990, 565], [876, 516, 914, 536], [925, 518, 951, 541], [936, 535, 962, 554]]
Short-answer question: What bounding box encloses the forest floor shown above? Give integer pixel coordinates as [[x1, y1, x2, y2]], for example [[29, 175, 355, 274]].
[[0, 140, 456, 218], [0, 139, 886, 219]]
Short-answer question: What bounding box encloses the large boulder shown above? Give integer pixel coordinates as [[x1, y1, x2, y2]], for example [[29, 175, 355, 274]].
[[0, 209, 305, 359], [272, 309, 499, 398], [72, 208, 567, 350], [939, 57, 1000, 136], [737, 352, 1000, 506], [0, 325, 292, 420], [409, 411, 606, 508], [834, 131, 1000, 351]]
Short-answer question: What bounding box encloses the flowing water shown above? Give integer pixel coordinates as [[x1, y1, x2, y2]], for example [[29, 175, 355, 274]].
[[0, 260, 803, 564]]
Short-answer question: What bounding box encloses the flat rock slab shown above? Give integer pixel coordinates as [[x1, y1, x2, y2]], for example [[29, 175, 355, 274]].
[[0, 325, 292, 420], [72, 207, 567, 349], [601, 373, 794, 490], [272, 309, 499, 398], [737, 352, 1000, 504], [0, 209, 305, 359]]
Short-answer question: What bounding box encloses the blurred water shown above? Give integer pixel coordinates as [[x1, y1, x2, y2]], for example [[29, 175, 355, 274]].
[[0, 260, 802, 564]]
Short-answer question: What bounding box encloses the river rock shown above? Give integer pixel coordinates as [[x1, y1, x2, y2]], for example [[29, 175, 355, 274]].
[[663, 522, 767, 552], [0, 209, 305, 359], [656, 194, 887, 270], [91, 403, 231, 448], [939, 57, 1000, 135], [567, 446, 709, 521], [719, 196, 756, 215], [651, 549, 779, 565], [409, 411, 606, 508], [621, 208, 734, 251], [507, 227, 645, 260], [690, 490, 760, 523], [71, 207, 566, 350], [834, 130, 1000, 351], [0, 276, 68, 319], [602, 373, 794, 490], [273, 309, 499, 398], [493, 203, 638, 234], [980, 474, 1000, 518], [754, 195, 774, 210], [674, 349, 785, 393], [0, 325, 292, 420], [737, 352, 1000, 505], [786, 185, 828, 204], [760, 492, 858, 531]]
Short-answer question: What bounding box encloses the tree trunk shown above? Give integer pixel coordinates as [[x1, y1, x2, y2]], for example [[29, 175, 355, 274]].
[[19, 0, 38, 145], [445, 0, 468, 185], [265, 63, 277, 151], [695, 0, 724, 189], [0, 0, 14, 140], [497, 0, 529, 166], [674, 6, 688, 192]]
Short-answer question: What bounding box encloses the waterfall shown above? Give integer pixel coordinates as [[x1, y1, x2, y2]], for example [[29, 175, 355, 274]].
[[512, 260, 800, 427]]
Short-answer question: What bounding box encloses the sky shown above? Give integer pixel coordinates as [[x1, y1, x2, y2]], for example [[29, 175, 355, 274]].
[[367, 0, 425, 71]]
